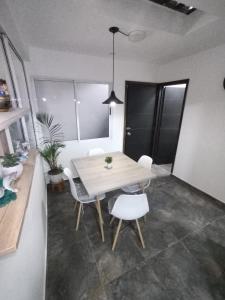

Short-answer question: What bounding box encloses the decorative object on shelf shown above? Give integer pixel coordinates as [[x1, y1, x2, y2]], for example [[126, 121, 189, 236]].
[[15, 140, 29, 162], [36, 113, 65, 190], [3, 174, 18, 193], [1, 153, 23, 179], [0, 177, 17, 208], [102, 27, 123, 106], [105, 156, 113, 169], [0, 79, 11, 112]]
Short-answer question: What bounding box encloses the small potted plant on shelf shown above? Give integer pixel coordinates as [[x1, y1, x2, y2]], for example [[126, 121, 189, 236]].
[[105, 156, 113, 169], [36, 113, 65, 186], [1, 153, 23, 178]]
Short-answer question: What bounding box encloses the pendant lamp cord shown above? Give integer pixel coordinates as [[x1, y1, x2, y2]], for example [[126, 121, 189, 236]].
[[112, 32, 115, 90]]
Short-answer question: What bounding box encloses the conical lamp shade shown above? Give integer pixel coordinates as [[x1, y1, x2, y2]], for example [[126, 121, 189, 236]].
[[102, 90, 123, 104]]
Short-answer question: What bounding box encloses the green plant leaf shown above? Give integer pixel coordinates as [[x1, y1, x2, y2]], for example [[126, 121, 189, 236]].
[[36, 113, 65, 172]]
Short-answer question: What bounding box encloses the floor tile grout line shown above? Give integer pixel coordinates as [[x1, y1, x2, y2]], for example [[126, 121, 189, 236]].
[[84, 218, 109, 300], [138, 211, 225, 268], [46, 179, 225, 299], [179, 238, 212, 300], [174, 212, 225, 245]]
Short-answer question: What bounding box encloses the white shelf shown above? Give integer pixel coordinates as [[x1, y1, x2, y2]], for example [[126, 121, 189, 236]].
[[0, 108, 29, 131], [0, 150, 37, 256]]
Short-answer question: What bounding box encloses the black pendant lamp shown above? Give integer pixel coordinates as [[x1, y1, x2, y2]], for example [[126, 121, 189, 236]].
[[103, 27, 123, 105]]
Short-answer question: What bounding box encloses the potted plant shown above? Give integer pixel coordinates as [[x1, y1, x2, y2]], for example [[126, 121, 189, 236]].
[[1, 153, 23, 178], [36, 113, 65, 184], [105, 156, 113, 169]]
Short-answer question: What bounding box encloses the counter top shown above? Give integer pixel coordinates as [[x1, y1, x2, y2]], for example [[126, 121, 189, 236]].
[[0, 150, 37, 256]]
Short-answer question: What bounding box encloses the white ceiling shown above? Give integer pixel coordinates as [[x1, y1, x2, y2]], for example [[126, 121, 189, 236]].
[[4, 0, 225, 64]]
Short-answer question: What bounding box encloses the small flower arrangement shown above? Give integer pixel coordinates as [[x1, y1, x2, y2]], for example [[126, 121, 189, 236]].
[[105, 156, 113, 169]]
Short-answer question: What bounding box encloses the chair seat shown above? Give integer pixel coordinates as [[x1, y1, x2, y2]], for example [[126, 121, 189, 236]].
[[108, 193, 149, 221], [121, 183, 142, 194], [75, 182, 105, 203], [121, 180, 149, 194]]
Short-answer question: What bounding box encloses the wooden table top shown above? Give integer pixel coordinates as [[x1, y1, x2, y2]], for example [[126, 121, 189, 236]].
[[72, 152, 155, 197]]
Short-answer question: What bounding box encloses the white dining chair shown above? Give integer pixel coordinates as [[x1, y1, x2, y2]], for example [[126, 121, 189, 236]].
[[88, 148, 105, 156], [108, 193, 149, 251], [63, 168, 105, 236], [121, 155, 153, 194]]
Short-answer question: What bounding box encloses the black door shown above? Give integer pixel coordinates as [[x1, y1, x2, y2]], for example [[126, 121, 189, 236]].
[[124, 82, 157, 161], [153, 84, 187, 164]]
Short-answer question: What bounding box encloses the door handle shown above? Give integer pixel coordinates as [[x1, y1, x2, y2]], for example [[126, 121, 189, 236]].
[[126, 127, 131, 130]]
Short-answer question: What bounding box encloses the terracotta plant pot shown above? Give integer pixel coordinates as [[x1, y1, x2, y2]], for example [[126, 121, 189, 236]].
[[2, 163, 23, 179], [0, 95, 11, 112]]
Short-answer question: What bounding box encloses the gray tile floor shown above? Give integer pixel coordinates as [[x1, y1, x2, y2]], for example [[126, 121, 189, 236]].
[[151, 164, 171, 177], [46, 176, 225, 300]]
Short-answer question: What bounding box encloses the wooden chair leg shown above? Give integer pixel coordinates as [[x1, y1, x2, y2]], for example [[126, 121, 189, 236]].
[[110, 216, 115, 225], [95, 198, 105, 242], [112, 219, 122, 251], [76, 203, 82, 231], [74, 200, 78, 212], [136, 219, 145, 248], [144, 215, 147, 223]]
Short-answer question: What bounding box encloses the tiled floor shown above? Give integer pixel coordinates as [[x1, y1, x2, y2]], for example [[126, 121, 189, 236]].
[[160, 164, 172, 173], [151, 164, 171, 177], [46, 176, 225, 300]]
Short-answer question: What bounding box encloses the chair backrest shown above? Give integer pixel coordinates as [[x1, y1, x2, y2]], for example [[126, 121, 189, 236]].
[[138, 155, 153, 170], [63, 168, 80, 202], [111, 194, 149, 221], [88, 148, 105, 156]]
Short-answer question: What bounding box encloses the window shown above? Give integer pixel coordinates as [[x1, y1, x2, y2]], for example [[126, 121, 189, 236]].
[[8, 120, 26, 152], [35, 80, 78, 141], [0, 38, 16, 106], [75, 83, 109, 140], [34, 79, 110, 141], [9, 43, 36, 147], [0, 34, 36, 154]]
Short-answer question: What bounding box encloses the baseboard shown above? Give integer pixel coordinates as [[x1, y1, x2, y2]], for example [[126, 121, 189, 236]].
[[171, 175, 225, 208]]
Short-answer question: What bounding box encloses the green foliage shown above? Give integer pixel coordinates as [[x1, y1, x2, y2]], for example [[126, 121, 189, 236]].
[[1, 153, 20, 167], [105, 156, 112, 164], [36, 113, 65, 172], [36, 112, 63, 144]]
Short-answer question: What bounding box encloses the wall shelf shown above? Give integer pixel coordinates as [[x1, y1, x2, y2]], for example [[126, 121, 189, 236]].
[[0, 108, 29, 131], [0, 150, 37, 256]]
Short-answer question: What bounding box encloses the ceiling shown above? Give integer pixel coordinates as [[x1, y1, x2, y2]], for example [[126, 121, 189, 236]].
[[4, 0, 225, 64]]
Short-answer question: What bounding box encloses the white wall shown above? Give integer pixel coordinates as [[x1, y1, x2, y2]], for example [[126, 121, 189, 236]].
[[28, 47, 157, 175], [157, 44, 225, 203], [0, 155, 47, 300]]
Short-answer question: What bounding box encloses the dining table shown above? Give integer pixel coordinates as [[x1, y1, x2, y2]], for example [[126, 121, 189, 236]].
[[72, 151, 155, 242]]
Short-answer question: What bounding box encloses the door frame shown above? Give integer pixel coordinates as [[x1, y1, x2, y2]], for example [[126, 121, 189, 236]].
[[153, 79, 190, 173], [123, 79, 190, 174], [123, 80, 158, 156]]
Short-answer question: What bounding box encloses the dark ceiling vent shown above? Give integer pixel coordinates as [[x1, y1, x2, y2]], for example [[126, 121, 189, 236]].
[[149, 0, 196, 15]]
